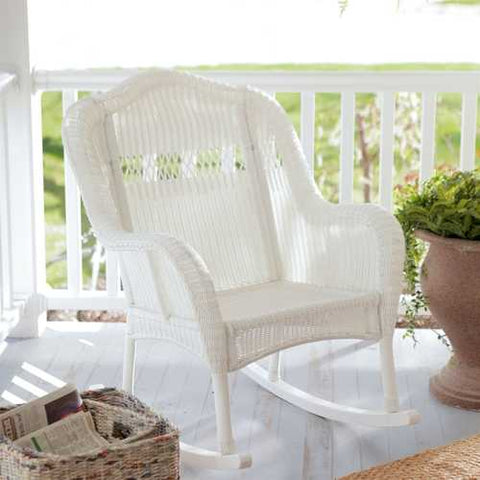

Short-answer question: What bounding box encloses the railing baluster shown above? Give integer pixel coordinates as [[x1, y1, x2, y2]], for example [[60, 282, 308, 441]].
[[301, 92, 316, 174], [460, 92, 477, 171], [62, 90, 82, 294], [379, 92, 395, 211], [420, 91, 437, 183], [339, 92, 355, 203]]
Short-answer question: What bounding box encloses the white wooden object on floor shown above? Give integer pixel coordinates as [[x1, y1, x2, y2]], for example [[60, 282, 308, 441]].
[[62, 70, 419, 470]]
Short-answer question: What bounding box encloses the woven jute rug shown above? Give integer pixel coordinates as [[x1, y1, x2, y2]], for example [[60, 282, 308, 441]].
[[340, 434, 480, 479]]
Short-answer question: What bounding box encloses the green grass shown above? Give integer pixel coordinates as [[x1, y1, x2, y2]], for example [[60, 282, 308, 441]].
[[42, 63, 480, 288]]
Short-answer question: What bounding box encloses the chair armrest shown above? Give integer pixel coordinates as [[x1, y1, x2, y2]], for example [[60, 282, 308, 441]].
[[99, 231, 227, 357]]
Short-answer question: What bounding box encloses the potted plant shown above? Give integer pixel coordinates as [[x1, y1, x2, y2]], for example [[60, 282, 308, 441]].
[[396, 168, 480, 409]]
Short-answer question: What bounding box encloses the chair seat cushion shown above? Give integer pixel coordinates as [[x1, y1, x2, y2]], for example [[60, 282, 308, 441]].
[[218, 281, 381, 370]]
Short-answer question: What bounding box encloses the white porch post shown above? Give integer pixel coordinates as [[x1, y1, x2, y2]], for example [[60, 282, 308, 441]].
[[0, 0, 47, 337], [0, 74, 18, 341]]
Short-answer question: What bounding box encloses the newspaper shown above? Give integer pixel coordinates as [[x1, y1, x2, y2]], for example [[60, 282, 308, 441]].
[[14, 412, 109, 455], [0, 384, 83, 441]]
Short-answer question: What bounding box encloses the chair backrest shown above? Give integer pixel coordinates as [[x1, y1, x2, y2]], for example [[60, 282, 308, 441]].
[[63, 70, 293, 292]]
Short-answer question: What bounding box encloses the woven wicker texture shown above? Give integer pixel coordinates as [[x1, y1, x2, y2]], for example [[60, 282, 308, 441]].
[[63, 69, 405, 374], [0, 388, 179, 480], [340, 434, 480, 480]]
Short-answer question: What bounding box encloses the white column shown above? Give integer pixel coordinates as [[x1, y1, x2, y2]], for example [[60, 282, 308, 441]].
[[0, 84, 20, 341], [0, 94, 12, 314], [0, 0, 47, 337]]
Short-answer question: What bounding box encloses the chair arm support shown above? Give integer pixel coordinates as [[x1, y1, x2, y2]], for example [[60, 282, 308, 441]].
[[99, 231, 228, 367]]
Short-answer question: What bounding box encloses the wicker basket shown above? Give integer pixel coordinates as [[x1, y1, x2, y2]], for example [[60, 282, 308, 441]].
[[0, 388, 179, 480]]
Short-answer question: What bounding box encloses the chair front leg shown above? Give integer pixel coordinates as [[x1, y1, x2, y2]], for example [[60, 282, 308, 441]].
[[212, 373, 236, 455], [379, 333, 400, 412], [122, 334, 136, 394]]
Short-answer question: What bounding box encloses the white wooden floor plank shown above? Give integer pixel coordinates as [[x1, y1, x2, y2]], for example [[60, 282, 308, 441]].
[[246, 349, 299, 480], [131, 338, 159, 403], [385, 335, 418, 462], [404, 332, 448, 453], [301, 342, 334, 480], [354, 341, 390, 471], [172, 356, 211, 444], [332, 340, 363, 478], [270, 347, 308, 479], [80, 324, 123, 391], [189, 375, 214, 449], [46, 324, 121, 391], [148, 342, 176, 411], [0, 336, 59, 404], [150, 344, 195, 428]]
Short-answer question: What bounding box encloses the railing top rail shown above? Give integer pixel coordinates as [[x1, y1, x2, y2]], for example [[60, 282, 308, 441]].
[[34, 68, 480, 93], [0, 72, 16, 96]]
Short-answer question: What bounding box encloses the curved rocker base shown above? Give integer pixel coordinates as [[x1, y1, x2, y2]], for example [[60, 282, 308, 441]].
[[180, 442, 252, 470], [243, 363, 420, 428]]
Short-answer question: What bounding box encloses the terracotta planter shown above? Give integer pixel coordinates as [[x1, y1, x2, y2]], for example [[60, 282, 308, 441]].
[[416, 230, 480, 410]]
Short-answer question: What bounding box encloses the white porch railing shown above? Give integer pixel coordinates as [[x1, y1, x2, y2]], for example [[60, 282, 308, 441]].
[[0, 72, 19, 339], [30, 69, 480, 312]]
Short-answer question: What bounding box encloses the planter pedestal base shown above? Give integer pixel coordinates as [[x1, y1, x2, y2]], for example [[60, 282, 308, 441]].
[[430, 359, 480, 410], [416, 230, 480, 411]]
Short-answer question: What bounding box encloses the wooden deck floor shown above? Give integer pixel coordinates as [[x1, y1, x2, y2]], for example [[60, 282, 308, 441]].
[[1, 322, 479, 479]]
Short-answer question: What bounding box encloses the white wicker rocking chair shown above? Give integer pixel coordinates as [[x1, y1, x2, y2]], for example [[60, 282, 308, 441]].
[[63, 69, 419, 470]]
